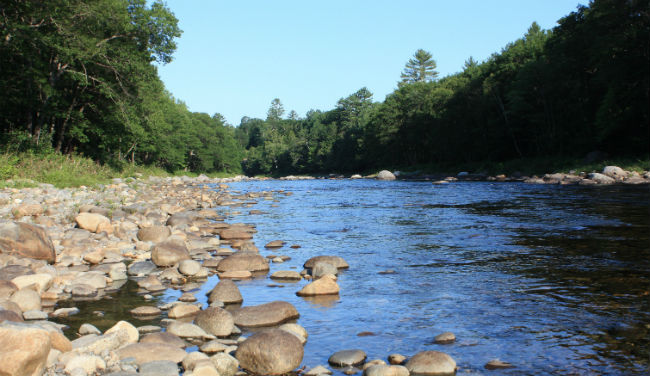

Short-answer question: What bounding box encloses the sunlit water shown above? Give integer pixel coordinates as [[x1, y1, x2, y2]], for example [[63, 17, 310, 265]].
[[57, 180, 650, 375]]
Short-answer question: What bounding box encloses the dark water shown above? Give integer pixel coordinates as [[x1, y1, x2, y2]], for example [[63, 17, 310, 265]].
[[58, 180, 650, 375]]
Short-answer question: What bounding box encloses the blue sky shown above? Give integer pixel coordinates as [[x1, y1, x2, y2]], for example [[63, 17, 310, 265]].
[[156, 1, 586, 125]]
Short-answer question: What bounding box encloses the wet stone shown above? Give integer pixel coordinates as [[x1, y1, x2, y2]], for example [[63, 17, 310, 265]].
[[329, 349, 367, 367], [485, 359, 514, 370]]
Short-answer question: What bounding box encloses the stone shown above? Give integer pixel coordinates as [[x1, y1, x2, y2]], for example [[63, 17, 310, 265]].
[[51, 307, 80, 318], [216, 253, 269, 272], [71, 331, 129, 354], [141, 331, 186, 348], [105, 320, 139, 344], [64, 354, 106, 375], [233, 301, 299, 328], [363, 360, 387, 369], [127, 261, 157, 276], [0, 321, 52, 376], [0, 221, 56, 263], [194, 306, 235, 337], [179, 292, 197, 302], [116, 343, 187, 366], [278, 323, 308, 344], [270, 270, 302, 280], [210, 352, 239, 376], [405, 351, 456, 376], [83, 250, 104, 264], [75, 212, 112, 233], [0, 300, 22, 316], [168, 303, 200, 319], [139, 360, 179, 376], [10, 287, 42, 312], [236, 329, 304, 375], [0, 280, 18, 299], [297, 274, 340, 296], [218, 270, 252, 279], [0, 265, 33, 281], [79, 323, 101, 335], [602, 166, 627, 180], [151, 238, 191, 267], [363, 365, 410, 376], [265, 240, 285, 249], [23, 309, 48, 320], [433, 332, 455, 344], [71, 283, 98, 298], [208, 279, 243, 304], [11, 273, 53, 293], [137, 226, 171, 243], [199, 340, 229, 354], [312, 262, 338, 278], [74, 271, 107, 289], [376, 170, 396, 180], [329, 349, 367, 367], [130, 306, 162, 317], [0, 309, 24, 322], [179, 259, 201, 276], [219, 229, 253, 240], [166, 321, 214, 340], [193, 361, 220, 376], [305, 365, 333, 375], [304, 255, 349, 269], [484, 359, 514, 370], [183, 351, 210, 371], [588, 172, 615, 184], [12, 204, 44, 218]]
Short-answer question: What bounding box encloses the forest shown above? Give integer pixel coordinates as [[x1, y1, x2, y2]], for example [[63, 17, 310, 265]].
[[1, 0, 648, 176]]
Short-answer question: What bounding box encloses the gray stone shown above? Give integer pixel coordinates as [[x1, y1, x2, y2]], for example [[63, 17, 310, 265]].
[[329, 349, 367, 367], [139, 360, 179, 376], [433, 332, 455, 344], [127, 261, 157, 276]]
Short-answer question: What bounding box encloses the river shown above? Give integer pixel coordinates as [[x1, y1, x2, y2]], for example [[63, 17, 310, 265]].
[[59, 179, 650, 375]]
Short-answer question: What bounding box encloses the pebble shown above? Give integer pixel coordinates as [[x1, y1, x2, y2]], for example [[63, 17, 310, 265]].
[[433, 331, 456, 344], [485, 359, 514, 370]]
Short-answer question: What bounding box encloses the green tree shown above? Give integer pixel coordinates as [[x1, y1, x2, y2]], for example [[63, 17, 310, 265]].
[[266, 98, 285, 121], [400, 49, 439, 84]]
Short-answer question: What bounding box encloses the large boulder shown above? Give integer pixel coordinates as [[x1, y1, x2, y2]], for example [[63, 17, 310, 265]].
[[405, 351, 456, 376], [304, 255, 349, 269], [602, 166, 627, 180], [115, 343, 187, 366], [296, 274, 340, 296], [217, 253, 269, 272], [376, 170, 396, 181], [0, 321, 52, 376], [208, 279, 243, 304], [233, 301, 299, 328], [194, 307, 235, 337], [137, 226, 171, 243], [236, 329, 304, 375], [151, 238, 191, 267], [0, 222, 56, 263], [75, 212, 112, 233]]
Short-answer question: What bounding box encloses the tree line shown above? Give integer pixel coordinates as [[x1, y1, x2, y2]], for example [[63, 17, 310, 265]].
[[236, 0, 648, 175], [1, 0, 647, 176], [0, 0, 242, 173]]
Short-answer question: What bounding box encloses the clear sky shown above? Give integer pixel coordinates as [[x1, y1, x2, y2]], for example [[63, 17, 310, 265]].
[[156, 1, 586, 126]]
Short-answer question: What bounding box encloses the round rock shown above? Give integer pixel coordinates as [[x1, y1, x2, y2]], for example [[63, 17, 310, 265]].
[[433, 332, 455, 344], [151, 238, 191, 267], [137, 226, 171, 243], [208, 279, 243, 304], [179, 259, 202, 276], [405, 351, 456, 376], [296, 274, 339, 296], [329, 349, 367, 367], [194, 307, 235, 337], [236, 329, 304, 375], [216, 253, 269, 272]]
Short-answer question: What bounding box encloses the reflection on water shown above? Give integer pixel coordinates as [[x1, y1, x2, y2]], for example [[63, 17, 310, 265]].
[[53, 180, 649, 375]]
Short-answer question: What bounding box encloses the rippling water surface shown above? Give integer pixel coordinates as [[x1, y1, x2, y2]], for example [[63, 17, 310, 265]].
[[58, 180, 650, 375], [218, 180, 649, 375]]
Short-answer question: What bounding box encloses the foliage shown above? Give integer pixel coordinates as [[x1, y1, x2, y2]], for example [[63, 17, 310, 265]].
[[400, 49, 439, 84]]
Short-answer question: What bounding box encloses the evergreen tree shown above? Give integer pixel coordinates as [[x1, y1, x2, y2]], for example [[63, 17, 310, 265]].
[[400, 49, 439, 84]]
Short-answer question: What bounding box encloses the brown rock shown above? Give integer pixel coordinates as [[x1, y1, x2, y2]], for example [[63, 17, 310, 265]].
[[75, 212, 111, 233], [0, 222, 56, 263], [0, 309, 23, 322], [168, 303, 201, 319], [0, 280, 18, 299], [208, 279, 243, 304], [485, 359, 514, 370], [405, 351, 456, 376], [296, 274, 340, 296], [236, 329, 304, 375], [194, 307, 235, 337], [130, 306, 162, 317], [216, 253, 269, 272], [12, 204, 44, 218], [151, 238, 191, 267], [233, 301, 299, 328], [219, 228, 253, 240], [0, 321, 52, 376], [304, 255, 349, 269], [115, 342, 187, 366], [265, 240, 285, 249], [137, 226, 171, 243]]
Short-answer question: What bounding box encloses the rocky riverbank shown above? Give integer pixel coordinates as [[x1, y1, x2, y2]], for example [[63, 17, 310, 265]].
[[0, 176, 468, 376]]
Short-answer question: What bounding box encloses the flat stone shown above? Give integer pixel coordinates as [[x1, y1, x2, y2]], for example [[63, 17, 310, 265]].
[[130, 306, 162, 317], [305, 365, 333, 375], [405, 351, 456, 376], [329, 349, 367, 367], [139, 360, 179, 376], [140, 332, 186, 348], [304, 255, 349, 269], [11, 273, 53, 293], [485, 359, 514, 370], [115, 343, 187, 366], [265, 240, 285, 249], [167, 321, 214, 340], [433, 332, 455, 344], [217, 253, 269, 272], [168, 303, 200, 319], [233, 301, 299, 328], [363, 365, 410, 376], [23, 309, 48, 320], [199, 340, 229, 354], [51, 307, 80, 318], [270, 270, 301, 280], [127, 261, 157, 276]]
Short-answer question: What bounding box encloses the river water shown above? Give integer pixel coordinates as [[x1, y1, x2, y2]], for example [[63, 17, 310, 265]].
[[58, 179, 650, 375]]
